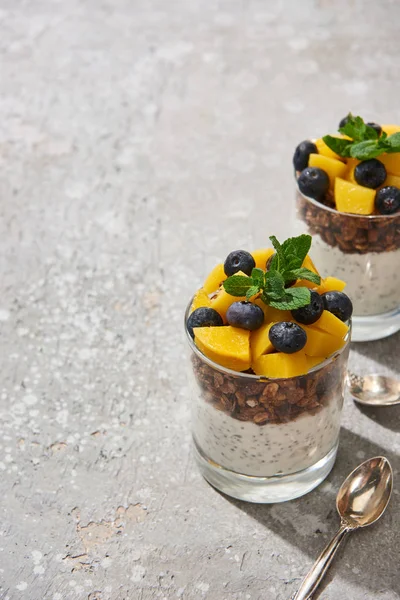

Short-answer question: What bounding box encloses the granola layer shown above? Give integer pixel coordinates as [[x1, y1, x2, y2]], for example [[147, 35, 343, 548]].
[[191, 345, 349, 426], [297, 191, 400, 254]]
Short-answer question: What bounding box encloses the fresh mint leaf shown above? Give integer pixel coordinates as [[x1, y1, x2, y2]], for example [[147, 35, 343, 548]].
[[251, 234, 319, 310], [268, 287, 311, 310], [281, 234, 312, 270], [268, 253, 279, 271], [385, 132, 400, 153], [338, 114, 378, 141], [322, 135, 352, 158], [251, 268, 264, 286], [350, 140, 384, 160], [264, 270, 285, 298], [323, 115, 391, 160], [288, 268, 321, 285], [246, 286, 260, 300], [223, 275, 254, 297], [364, 123, 379, 140], [269, 236, 286, 271]]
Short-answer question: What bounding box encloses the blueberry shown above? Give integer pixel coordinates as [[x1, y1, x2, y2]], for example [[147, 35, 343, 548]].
[[321, 291, 353, 322], [269, 322, 307, 354], [186, 307, 223, 338], [375, 186, 400, 215], [293, 140, 318, 172], [339, 115, 349, 129], [298, 167, 330, 201], [224, 250, 255, 276], [354, 159, 386, 189], [226, 301, 264, 331], [367, 122, 382, 137], [291, 291, 324, 325]]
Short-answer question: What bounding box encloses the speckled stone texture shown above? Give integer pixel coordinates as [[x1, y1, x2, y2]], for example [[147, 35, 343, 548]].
[[0, 1, 399, 599]]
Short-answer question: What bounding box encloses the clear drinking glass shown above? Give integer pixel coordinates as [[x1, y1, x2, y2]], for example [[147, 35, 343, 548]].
[[295, 190, 400, 341], [185, 302, 351, 503]]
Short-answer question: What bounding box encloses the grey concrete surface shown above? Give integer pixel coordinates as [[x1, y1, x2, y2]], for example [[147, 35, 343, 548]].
[[0, 1, 399, 599]]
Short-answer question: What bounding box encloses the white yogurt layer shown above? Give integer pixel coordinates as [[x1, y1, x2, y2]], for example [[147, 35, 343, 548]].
[[193, 398, 341, 477], [311, 236, 400, 317]]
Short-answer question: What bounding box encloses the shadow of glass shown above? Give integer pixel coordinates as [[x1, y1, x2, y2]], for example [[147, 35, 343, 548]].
[[349, 331, 400, 373], [225, 427, 400, 599], [354, 402, 400, 433]]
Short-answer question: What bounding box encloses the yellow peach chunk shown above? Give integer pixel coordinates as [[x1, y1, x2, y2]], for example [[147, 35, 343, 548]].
[[190, 288, 212, 313], [258, 303, 291, 323], [203, 263, 226, 294], [308, 154, 347, 188], [314, 138, 344, 161], [306, 355, 326, 370], [293, 254, 321, 289], [316, 276, 346, 294], [382, 173, 400, 189], [250, 322, 275, 360], [345, 158, 361, 185], [194, 326, 250, 371], [310, 310, 349, 339], [303, 326, 345, 358], [334, 178, 375, 215], [210, 288, 245, 322], [209, 271, 249, 321], [253, 351, 308, 378], [251, 248, 274, 270], [302, 255, 319, 275], [379, 153, 400, 177], [382, 124, 400, 137]]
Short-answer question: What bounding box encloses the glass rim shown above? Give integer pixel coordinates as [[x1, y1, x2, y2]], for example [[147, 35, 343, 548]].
[[296, 184, 400, 221], [184, 297, 351, 381]]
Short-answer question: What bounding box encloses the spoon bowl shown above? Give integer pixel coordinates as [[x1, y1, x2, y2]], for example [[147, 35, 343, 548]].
[[347, 372, 400, 406], [293, 456, 393, 600], [337, 456, 393, 527]]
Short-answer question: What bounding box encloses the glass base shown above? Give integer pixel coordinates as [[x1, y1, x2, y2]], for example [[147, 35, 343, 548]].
[[351, 306, 400, 342], [193, 439, 338, 504]]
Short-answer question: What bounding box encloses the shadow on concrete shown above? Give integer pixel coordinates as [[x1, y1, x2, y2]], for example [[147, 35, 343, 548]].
[[354, 402, 400, 434], [224, 427, 400, 599], [349, 331, 400, 373]]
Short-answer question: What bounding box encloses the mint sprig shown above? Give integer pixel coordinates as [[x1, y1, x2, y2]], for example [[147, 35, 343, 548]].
[[322, 114, 400, 160], [222, 234, 321, 311]]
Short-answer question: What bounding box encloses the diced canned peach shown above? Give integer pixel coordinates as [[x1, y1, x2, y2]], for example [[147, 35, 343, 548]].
[[382, 124, 400, 136], [310, 310, 349, 338], [314, 138, 344, 161], [308, 154, 347, 188], [253, 351, 308, 378], [194, 326, 251, 371], [303, 325, 345, 357], [250, 322, 275, 360], [378, 153, 400, 177], [251, 247, 274, 270], [190, 288, 212, 313], [334, 178, 375, 215], [203, 263, 226, 294], [316, 276, 346, 294]]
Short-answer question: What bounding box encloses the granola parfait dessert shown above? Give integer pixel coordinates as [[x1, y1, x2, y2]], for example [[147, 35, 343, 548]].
[[185, 235, 351, 503], [293, 114, 400, 341]]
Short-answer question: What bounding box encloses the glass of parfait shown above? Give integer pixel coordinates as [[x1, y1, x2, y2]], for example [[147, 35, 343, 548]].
[[185, 236, 351, 503], [292, 116, 400, 341]]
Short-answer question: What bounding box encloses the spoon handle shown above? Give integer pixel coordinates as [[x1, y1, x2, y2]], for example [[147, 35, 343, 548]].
[[292, 522, 351, 600]]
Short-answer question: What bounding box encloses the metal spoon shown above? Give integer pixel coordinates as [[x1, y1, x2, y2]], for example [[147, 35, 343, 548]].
[[347, 372, 400, 406], [292, 456, 393, 600]]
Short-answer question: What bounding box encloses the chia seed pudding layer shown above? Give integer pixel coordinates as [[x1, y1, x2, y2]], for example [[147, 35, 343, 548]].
[[296, 191, 400, 317], [311, 236, 400, 316], [189, 342, 349, 478], [193, 398, 341, 476]]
